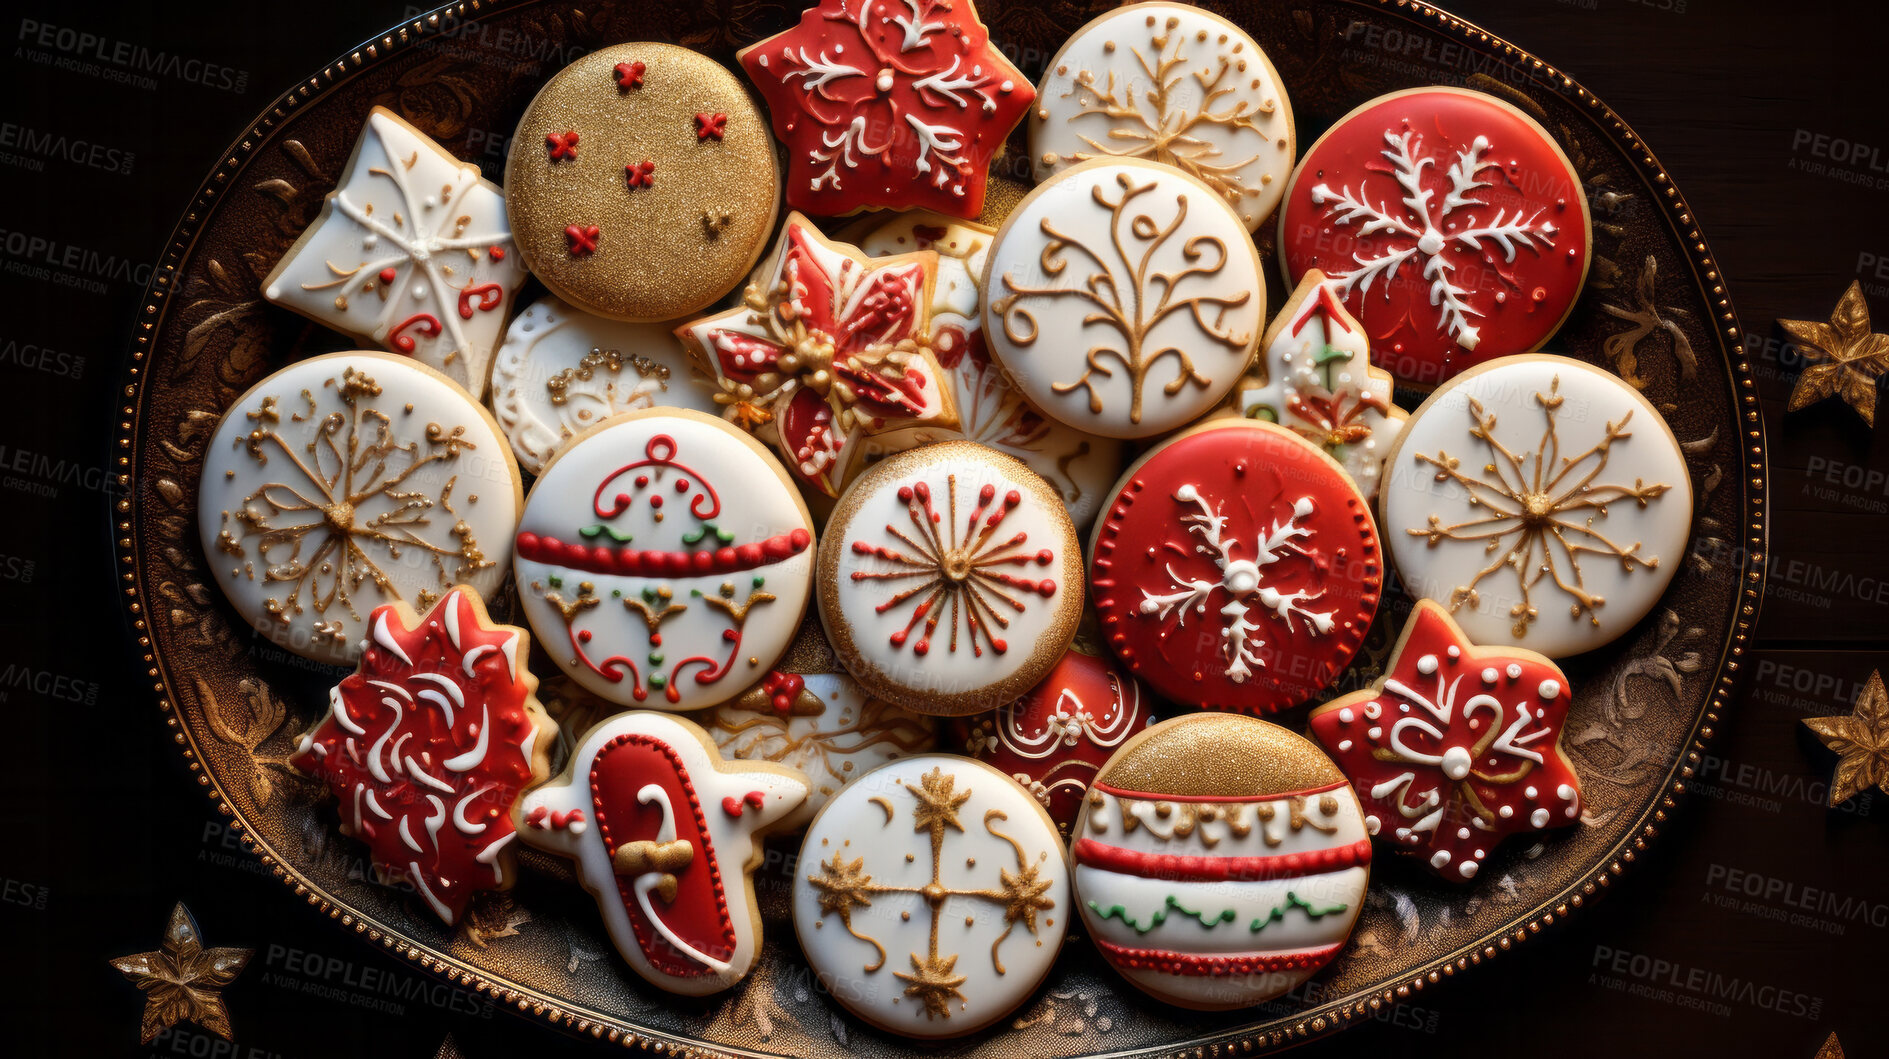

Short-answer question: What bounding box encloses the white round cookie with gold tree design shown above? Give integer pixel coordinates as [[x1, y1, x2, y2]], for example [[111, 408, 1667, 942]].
[[197, 351, 522, 665], [1378, 355, 1692, 657], [793, 755, 1069, 1037]]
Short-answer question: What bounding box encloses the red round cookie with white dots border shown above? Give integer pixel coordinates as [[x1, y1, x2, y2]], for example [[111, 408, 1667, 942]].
[[1278, 87, 1592, 389], [1089, 419, 1380, 715]]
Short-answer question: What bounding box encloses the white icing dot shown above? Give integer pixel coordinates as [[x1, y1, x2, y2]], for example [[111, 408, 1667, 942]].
[[1364, 701, 1381, 720], [1459, 861, 1479, 879], [1430, 850, 1452, 869], [1557, 784, 1576, 801], [1337, 739, 1353, 752], [1446, 645, 1461, 659], [1367, 727, 1383, 741], [1365, 815, 1381, 835], [1417, 654, 1439, 675], [1498, 805, 1514, 819], [1481, 667, 1498, 684], [1530, 808, 1551, 828], [1507, 663, 1523, 679], [1338, 707, 1355, 724], [1539, 679, 1562, 699], [1456, 826, 1471, 840], [1525, 786, 1539, 800], [1440, 746, 1473, 781]]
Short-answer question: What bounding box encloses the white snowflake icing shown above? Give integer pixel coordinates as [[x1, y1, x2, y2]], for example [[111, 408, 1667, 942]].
[[1136, 485, 1337, 682], [1310, 130, 1557, 350]]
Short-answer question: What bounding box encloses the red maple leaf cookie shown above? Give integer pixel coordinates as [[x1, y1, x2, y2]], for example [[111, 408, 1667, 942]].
[[737, 0, 1033, 218], [1306, 600, 1583, 882], [289, 589, 555, 924]]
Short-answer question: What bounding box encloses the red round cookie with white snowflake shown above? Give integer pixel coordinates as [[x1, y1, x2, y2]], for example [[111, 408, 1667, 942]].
[[949, 646, 1155, 834], [1089, 419, 1381, 715], [1278, 87, 1591, 388]]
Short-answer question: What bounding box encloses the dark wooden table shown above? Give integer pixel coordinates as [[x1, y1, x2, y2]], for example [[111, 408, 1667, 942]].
[[2, 1, 1881, 1055]]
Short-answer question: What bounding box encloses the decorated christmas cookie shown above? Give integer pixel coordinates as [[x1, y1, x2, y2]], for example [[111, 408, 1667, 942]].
[[1378, 355, 1691, 657], [515, 711, 809, 995], [513, 408, 815, 710], [1233, 270, 1408, 498], [854, 211, 1125, 528], [197, 351, 522, 665], [736, 0, 1033, 219], [700, 617, 938, 831], [793, 755, 1069, 1037], [818, 441, 1083, 716], [1031, 2, 1295, 232], [262, 108, 528, 397], [1089, 418, 1381, 714], [1070, 713, 1369, 1010], [489, 296, 719, 475], [1278, 87, 1592, 388], [985, 159, 1264, 438], [677, 215, 958, 499], [504, 43, 780, 323], [1306, 601, 1583, 882], [288, 589, 553, 925], [949, 645, 1155, 834]]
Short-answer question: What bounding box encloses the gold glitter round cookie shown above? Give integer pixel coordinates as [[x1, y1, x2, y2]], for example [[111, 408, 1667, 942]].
[[504, 43, 780, 322], [816, 441, 1083, 716]]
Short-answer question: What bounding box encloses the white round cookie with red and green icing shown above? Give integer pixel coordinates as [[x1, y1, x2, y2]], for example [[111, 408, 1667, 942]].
[[1233, 270, 1408, 498], [289, 589, 554, 925], [198, 351, 522, 665], [1279, 87, 1592, 388], [1071, 714, 1369, 1010], [854, 211, 1125, 529], [489, 296, 721, 475], [1031, 2, 1295, 231], [1307, 601, 1583, 883], [736, 0, 1034, 219], [1088, 418, 1381, 715], [1377, 355, 1691, 657], [985, 159, 1265, 438], [793, 754, 1069, 1036], [515, 711, 810, 995], [818, 441, 1083, 716], [513, 408, 815, 711], [262, 108, 527, 398], [676, 215, 958, 500]]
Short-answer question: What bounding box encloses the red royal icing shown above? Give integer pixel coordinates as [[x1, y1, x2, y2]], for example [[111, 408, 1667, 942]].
[[545, 129, 580, 161], [694, 112, 727, 141], [1092, 938, 1345, 977], [614, 61, 646, 90], [1279, 88, 1591, 387], [1072, 837, 1372, 884], [737, 0, 1034, 219], [1089, 422, 1381, 715], [457, 283, 505, 319], [287, 592, 540, 925], [387, 312, 442, 353], [590, 732, 737, 977], [625, 160, 656, 189], [1305, 601, 1581, 882], [948, 649, 1154, 832], [565, 224, 601, 256]]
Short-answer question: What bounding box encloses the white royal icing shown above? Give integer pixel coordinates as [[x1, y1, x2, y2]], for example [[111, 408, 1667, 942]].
[[263, 108, 528, 397]]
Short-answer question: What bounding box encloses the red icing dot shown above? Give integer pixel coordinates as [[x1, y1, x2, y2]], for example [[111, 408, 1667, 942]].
[[377, 267, 397, 285]]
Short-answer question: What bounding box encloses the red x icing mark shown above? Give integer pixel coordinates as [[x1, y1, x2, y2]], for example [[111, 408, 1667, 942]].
[[694, 112, 727, 141], [613, 61, 645, 90], [624, 160, 656, 189], [565, 224, 600, 256], [544, 129, 579, 161]]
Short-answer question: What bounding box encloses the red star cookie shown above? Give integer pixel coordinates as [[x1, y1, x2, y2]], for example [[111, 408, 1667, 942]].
[[737, 0, 1032, 219]]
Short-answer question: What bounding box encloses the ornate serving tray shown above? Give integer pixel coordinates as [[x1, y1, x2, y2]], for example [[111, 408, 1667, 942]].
[[115, 1, 1767, 1054]]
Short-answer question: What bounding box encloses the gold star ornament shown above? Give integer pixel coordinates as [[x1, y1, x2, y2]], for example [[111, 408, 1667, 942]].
[[1781, 281, 1889, 426], [1803, 669, 1889, 806], [108, 903, 252, 1043]]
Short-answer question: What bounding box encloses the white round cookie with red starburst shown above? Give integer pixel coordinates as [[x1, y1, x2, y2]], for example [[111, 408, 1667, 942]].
[[513, 408, 815, 711], [817, 441, 1083, 716], [1071, 714, 1370, 1010]]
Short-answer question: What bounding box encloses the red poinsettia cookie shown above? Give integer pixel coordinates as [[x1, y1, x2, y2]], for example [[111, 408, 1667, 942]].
[[1306, 600, 1583, 882], [288, 589, 555, 925], [738, 0, 1033, 218]]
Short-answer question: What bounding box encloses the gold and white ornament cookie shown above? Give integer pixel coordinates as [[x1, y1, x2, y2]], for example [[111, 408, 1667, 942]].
[[198, 351, 522, 665], [817, 441, 1083, 716], [1379, 355, 1692, 657], [1031, 2, 1295, 231], [854, 211, 1125, 529], [1233, 270, 1408, 498], [505, 43, 780, 323], [985, 158, 1264, 438], [794, 754, 1069, 1037], [515, 710, 810, 995], [513, 408, 815, 710], [1071, 713, 1370, 1010], [489, 296, 719, 474], [262, 108, 528, 397], [699, 617, 937, 831]]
